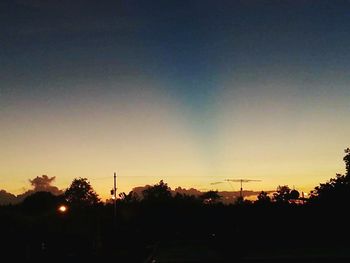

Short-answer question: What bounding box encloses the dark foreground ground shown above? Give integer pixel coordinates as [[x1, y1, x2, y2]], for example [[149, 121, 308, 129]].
[[148, 240, 350, 263], [3, 237, 349, 263], [2, 202, 350, 262]]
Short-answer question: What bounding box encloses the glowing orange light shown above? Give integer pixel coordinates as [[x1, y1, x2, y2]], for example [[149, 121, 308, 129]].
[[58, 205, 67, 213]]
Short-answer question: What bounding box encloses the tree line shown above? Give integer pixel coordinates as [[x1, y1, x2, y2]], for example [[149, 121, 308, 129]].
[[5, 147, 350, 215], [1, 148, 350, 261]]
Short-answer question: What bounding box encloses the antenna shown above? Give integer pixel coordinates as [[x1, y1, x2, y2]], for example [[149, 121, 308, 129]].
[[210, 181, 235, 190], [225, 179, 261, 199]]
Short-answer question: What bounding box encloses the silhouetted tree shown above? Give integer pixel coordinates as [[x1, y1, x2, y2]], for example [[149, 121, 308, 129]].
[[310, 173, 350, 204], [119, 191, 140, 204], [200, 190, 221, 204], [273, 185, 291, 204], [142, 180, 172, 203], [173, 192, 199, 204], [310, 148, 350, 204], [255, 191, 271, 205], [289, 189, 300, 200], [21, 191, 61, 213], [234, 196, 244, 205], [65, 178, 100, 207]]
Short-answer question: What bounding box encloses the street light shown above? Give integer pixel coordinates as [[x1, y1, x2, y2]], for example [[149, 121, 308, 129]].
[[58, 205, 68, 213]]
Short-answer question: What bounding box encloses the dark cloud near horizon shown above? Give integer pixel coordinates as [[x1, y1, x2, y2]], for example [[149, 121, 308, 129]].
[[0, 190, 18, 205], [0, 175, 63, 204], [29, 175, 63, 195]]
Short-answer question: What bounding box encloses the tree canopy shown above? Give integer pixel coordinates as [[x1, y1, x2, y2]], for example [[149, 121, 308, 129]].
[[310, 148, 350, 204], [142, 180, 172, 203], [119, 191, 140, 204], [273, 185, 292, 204], [21, 191, 61, 213], [200, 190, 221, 204], [255, 191, 271, 205], [64, 177, 100, 207]]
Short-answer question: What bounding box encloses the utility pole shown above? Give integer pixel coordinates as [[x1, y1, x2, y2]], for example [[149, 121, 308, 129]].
[[239, 179, 243, 199], [113, 172, 117, 222]]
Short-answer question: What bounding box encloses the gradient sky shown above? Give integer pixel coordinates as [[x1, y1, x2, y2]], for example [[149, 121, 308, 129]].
[[1, 0, 350, 199]]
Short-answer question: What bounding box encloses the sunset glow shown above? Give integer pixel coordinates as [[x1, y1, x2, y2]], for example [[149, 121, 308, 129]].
[[1, 1, 349, 200]]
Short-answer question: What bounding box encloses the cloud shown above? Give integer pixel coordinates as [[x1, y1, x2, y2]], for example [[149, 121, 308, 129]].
[[29, 175, 62, 195], [0, 175, 63, 205], [174, 187, 202, 196], [0, 190, 18, 205]]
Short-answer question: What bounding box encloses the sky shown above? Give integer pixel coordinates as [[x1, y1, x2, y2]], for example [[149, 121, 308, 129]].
[[1, 0, 350, 200]]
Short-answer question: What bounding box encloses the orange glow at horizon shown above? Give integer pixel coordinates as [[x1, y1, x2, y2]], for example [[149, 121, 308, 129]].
[[1, 79, 349, 200]]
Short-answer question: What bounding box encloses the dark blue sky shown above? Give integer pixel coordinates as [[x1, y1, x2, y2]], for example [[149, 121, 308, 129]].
[[2, 0, 350, 103]]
